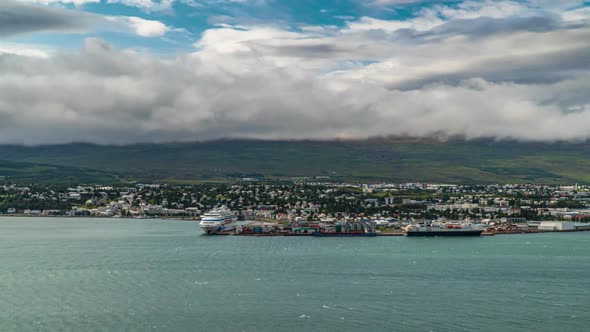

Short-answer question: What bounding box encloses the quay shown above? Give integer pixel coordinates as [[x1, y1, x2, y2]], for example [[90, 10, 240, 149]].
[[207, 225, 590, 237], [376, 232, 404, 236]]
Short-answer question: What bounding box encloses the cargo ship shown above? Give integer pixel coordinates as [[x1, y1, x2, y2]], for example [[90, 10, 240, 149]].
[[199, 207, 238, 234], [404, 223, 483, 237]]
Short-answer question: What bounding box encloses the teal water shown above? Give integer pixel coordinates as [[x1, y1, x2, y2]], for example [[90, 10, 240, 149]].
[[1, 218, 589, 332]]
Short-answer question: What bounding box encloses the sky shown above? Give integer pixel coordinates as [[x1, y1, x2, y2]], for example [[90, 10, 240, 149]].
[[1, 0, 589, 144]]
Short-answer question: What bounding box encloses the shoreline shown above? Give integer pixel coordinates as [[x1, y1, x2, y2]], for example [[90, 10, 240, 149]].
[[2, 215, 589, 236], [213, 229, 590, 236], [0, 215, 194, 221]]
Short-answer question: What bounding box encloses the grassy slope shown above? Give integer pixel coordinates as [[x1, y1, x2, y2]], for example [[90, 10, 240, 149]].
[[0, 140, 588, 184], [0, 160, 119, 183]]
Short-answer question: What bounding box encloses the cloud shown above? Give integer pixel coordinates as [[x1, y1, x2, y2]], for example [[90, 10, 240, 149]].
[[369, 0, 587, 9], [0, 0, 99, 37], [106, 0, 174, 11], [22, 0, 100, 5], [0, 45, 50, 58], [346, 0, 537, 34], [369, 0, 437, 4], [106, 16, 171, 37], [3, 0, 176, 38], [0, 0, 589, 144], [25, 0, 174, 11]]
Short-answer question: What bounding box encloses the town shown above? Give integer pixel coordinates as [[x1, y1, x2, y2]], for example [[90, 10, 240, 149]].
[[2, 181, 590, 234]]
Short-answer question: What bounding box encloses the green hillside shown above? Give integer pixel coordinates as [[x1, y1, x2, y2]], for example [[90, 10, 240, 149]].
[[0, 160, 119, 184], [0, 140, 588, 184]]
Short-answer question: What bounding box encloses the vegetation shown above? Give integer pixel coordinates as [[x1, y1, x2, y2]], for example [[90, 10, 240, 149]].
[[2, 182, 588, 222], [0, 160, 118, 184], [0, 139, 589, 184]]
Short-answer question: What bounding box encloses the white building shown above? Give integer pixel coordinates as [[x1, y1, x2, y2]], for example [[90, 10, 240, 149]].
[[538, 221, 575, 231]]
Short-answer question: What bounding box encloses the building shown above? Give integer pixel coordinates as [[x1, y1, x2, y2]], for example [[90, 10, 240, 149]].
[[501, 217, 527, 223], [538, 221, 575, 231], [185, 207, 201, 216]]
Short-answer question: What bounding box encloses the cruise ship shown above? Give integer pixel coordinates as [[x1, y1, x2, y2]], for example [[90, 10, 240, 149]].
[[199, 207, 238, 234], [404, 223, 484, 237]]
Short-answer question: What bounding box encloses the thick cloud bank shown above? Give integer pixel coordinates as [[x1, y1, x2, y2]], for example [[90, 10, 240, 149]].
[[1, 1, 590, 144]]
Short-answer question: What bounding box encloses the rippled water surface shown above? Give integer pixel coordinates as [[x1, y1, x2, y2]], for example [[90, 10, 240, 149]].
[[1, 217, 589, 331]]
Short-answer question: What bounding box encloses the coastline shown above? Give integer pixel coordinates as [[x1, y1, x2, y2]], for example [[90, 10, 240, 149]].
[[3, 215, 590, 236], [0, 215, 194, 221]]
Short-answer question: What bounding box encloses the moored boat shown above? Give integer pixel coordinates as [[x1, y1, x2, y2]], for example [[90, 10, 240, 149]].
[[199, 207, 238, 234]]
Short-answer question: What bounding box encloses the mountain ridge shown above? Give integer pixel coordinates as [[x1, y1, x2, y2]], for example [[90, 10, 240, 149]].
[[0, 139, 588, 184]]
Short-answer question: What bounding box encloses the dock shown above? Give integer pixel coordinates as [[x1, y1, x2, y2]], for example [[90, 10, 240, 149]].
[[376, 231, 404, 236]]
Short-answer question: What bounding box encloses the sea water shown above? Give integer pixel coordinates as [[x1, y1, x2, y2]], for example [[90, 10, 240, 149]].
[[1, 217, 589, 331]]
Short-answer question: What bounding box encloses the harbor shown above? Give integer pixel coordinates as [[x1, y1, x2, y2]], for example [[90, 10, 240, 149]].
[[200, 216, 590, 237]]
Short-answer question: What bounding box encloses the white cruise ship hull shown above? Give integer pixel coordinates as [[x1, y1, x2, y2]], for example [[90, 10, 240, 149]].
[[199, 207, 238, 234], [200, 219, 237, 234]]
